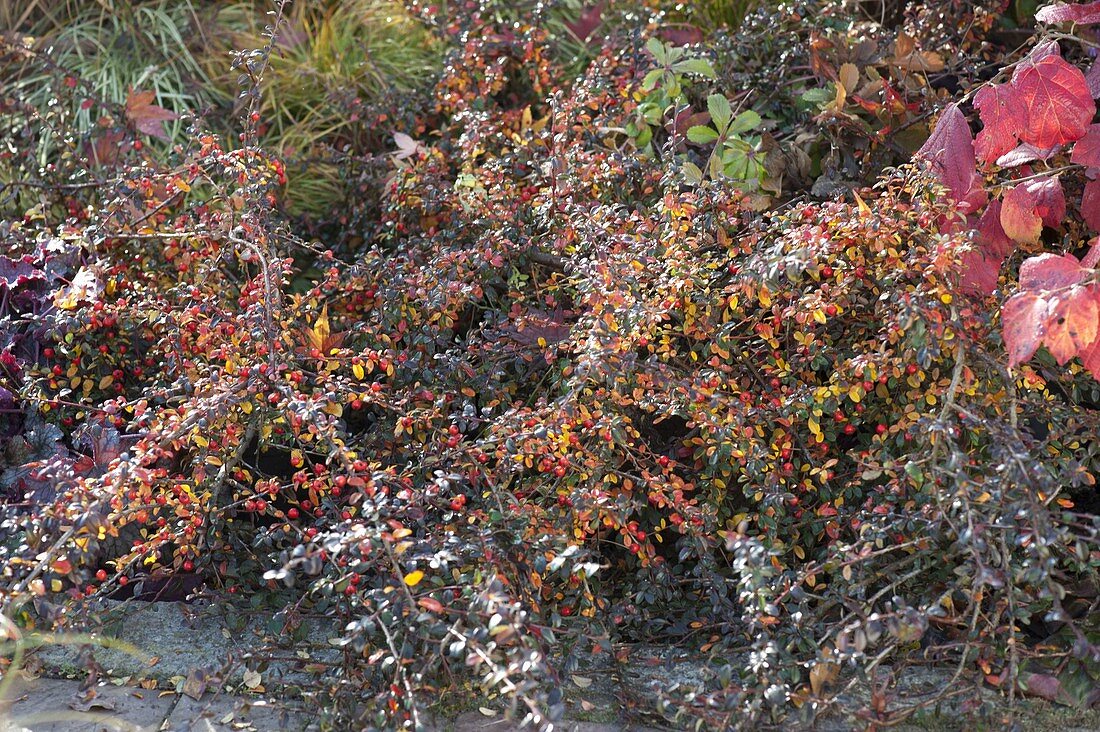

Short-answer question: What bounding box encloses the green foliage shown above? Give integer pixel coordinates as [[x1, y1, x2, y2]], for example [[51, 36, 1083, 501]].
[[7, 0, 217, 155]]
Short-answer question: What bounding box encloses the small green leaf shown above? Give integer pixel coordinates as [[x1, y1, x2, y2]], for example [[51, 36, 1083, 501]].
[[642, 69, 663, 91], [727, 110, 762, 135], [645, 38, 666, 63], [707, 94, 732, 133], [687, 125, 720, 144], [672, 58, 716, 78]]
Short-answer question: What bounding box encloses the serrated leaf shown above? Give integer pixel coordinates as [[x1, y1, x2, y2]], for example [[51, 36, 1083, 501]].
[[686, 125, 719, 144], [672, 58, 715, 77], [641, 69, 663, 91], [727, 110, 762, 135], [707, 94, 732, 133]]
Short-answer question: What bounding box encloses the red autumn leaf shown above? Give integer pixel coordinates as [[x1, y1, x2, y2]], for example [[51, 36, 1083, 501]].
[[1081, 179, 1100, 230], [1045, 285, 1100, 363], [974, 84, 1022, 164], [996, 143, 1055, 168], [1036, 1, 1100, 24], [1019, 251, 1090, 292], [1028, 175, 1067, 227], [125, 89, 177, 141], [959, 249, 1002, 296], [977, 198, 1016, 260], [1012, 49, 1095, 150], [960, 200, 1016, 296], [916, 104, 987, 214], [1083, 236, 1100, 267], [564, 2, 605, 43], [1003, 291, 1049, 365], [1080, 329, 1100, 376], [1071, 123, 1100, 167], [1000, 183, 1044, 243], [1087, 58, 1100, 97]]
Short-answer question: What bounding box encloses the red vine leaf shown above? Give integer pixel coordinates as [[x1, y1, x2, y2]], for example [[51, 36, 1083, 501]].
[[1081, 179, 1100, 230], [976, 45, 1094, 164], [996, 143, 1055, 167], [1086, 58, 1100, 97], [1029, 176, 1067, 227], [974, 84, 1022, 165], [917, 104, 986, 213], [1070, 123, 1100, 167], [1003, 292, 1049, 366], [960, 200, 1015, 296], [125, 89, 177, 141], [1019, 251, 1090, 291], [1036, 1, 1100, 24], [1000, 183, 1044, 243], [1045, 285, 1100, 363], [1012, 48, 1095, 150]]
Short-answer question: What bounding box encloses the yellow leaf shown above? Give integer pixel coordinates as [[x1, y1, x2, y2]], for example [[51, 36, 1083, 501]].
[[309, 304, 331, 351], [352, 363, 365, 380], [99, 374, 114, 390], [404, 570, 424, 586]]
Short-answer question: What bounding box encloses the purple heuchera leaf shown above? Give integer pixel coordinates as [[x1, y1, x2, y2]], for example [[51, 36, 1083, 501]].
[[0, 256, 45, 289]]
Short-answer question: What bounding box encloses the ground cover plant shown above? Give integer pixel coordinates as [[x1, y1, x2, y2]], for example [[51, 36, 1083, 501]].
[[1, 0, 1100, 729]]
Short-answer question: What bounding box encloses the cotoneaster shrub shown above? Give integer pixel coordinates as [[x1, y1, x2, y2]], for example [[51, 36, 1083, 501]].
[[1, 0, 1099, 730]]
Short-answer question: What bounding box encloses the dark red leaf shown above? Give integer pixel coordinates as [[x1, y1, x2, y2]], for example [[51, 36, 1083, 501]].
[[1036, 1, 1100, 24], [1081, 179, 1100, 230], [960, 200, 1015, 296], [916, 104, 986, 214], [1071, 123, 1100, 167], [1086, 57, 1100, 97], [1027, 175, 1066, 227], [1003, 291, 1049, 365], [564, 2, 605, 43], [996, 143, 1056, 167]]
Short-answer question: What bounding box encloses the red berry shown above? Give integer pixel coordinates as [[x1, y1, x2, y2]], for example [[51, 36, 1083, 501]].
[[182, 560, 194, 572], [287, 508, 300, 519], [96, 569, 107, 582], [875, 424, 888, 435]]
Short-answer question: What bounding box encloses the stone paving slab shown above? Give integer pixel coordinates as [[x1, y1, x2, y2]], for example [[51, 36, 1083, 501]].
[[163, 695, 312, 732], [1, 676, 174, 732], [450, 712, 661, 731]]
